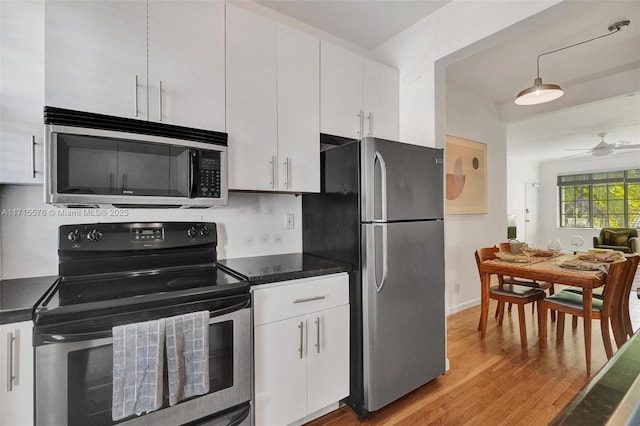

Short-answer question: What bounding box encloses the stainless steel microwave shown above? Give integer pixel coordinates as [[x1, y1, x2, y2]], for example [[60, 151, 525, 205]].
[[44, 107, 228, 208]]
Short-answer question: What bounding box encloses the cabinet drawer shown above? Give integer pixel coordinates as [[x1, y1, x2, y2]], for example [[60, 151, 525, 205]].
[[253, 273, 348, 325]]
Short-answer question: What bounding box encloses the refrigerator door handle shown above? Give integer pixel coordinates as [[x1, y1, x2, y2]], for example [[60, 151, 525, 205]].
[[374, 151, 388, 222], [375, 223, 389, 293]]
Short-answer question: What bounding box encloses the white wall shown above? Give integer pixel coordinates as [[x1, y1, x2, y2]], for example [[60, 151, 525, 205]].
[[444, 81, 506, 314], [0, 185, 302, 279], [538, 154, 640, 253]]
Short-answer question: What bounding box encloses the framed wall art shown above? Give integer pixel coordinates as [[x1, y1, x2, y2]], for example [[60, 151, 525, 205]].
[[445, 135, 488, 214]]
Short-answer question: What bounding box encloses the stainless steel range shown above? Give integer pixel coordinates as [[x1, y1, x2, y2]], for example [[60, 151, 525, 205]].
[[33, 222, 251, 426]]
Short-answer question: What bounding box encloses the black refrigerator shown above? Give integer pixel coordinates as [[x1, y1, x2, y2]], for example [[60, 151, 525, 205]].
[[303, 136, 446, 417]]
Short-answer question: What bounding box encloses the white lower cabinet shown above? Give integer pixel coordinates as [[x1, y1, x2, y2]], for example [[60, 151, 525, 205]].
[[0, 321, 34, 426], [253, 273, 349, 426]]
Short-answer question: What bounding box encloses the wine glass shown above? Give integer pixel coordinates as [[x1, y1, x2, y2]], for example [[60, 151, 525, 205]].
[[547, 237, 562, 253], [569, 235, 584, 254]]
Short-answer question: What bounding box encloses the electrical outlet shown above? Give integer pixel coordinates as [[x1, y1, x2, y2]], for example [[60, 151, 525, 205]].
[[243, 235, 255, 246], [272, 233, 282, 244], [455, 284, 460, 294], [265, 205, 274, 215], [285, 213, 294, 230], [259, 234, 270, 244]]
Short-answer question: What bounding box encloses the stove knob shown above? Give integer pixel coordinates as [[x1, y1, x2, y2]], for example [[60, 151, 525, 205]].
[[187, 226, 197, 238], [200, 226, 210, 237], [87, 229, 103, 242], [67, 229, 84, 243]]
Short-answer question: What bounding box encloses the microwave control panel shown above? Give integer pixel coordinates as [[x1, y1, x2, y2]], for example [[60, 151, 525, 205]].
[[195, 151, 221, 198]]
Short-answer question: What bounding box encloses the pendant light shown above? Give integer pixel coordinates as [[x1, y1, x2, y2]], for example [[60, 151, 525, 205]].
[[515, 20, 630, 106]]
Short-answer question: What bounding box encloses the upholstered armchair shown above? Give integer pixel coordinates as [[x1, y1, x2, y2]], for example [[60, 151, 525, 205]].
[[593, 227, 639, 253]]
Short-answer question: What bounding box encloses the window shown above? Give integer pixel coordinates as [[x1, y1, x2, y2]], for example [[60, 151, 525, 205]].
[[558, 169, 640, 228]]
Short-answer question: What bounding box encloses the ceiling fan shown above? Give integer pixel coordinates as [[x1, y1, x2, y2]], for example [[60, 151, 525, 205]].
[[565, 133, 640, 157]]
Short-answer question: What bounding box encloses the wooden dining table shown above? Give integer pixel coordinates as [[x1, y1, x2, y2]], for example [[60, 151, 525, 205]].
[[478, 253, 606, 374]]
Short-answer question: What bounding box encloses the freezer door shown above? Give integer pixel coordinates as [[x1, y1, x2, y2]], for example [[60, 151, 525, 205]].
[[361, 220, 445, 412], [361, 137, 443, 222]]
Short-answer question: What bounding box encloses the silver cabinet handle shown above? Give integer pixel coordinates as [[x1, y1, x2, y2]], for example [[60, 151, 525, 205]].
[[122, 174, 128, 193], [31, 135, 36, 178], [270, 156, 276, 189], [293, 296, 325, 304], [158, 80, 163, 122], [357, 110, 364, 137], [6, 331, 16, 392], [315, 317, 320, 354], [134, 75, 139, 117], [298, 321, 304, 359], [367, 112, 373, 136]]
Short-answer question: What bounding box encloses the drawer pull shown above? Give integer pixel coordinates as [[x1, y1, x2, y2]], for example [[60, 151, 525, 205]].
[[293, 296, 326, 304]]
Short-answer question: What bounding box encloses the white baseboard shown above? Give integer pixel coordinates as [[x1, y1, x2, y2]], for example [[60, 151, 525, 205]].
[[446, 298, 480, 316]]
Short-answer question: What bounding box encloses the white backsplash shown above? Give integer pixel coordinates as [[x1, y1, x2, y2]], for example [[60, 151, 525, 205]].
[[0, 185, 302, 279]]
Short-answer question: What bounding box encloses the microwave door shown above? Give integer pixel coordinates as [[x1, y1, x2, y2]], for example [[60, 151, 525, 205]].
[[116, 142, 190, 197]]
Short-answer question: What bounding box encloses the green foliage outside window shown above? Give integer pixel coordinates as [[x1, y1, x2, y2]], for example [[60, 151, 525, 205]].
[[558, 169, 640, 228]]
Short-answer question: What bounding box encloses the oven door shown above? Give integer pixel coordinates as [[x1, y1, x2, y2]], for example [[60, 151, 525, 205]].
[[35, 307, 251, 426]]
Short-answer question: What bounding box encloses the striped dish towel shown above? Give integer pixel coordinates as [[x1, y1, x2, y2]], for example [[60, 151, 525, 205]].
[[112, 319, 165, 421], [165, 311, 210, 406]]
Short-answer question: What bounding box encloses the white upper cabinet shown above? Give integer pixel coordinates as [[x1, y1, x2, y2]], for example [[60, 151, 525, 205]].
[[44, 0, 225, 131], [320, 42, 363, 139], [226, 4, 278, 191], [226, 4, 319, 193], [320, 41, 399, 141], [276, 24, 320, 193], [363, 58, 399, 141], [45, 1, 148, 120], [147, 0, 225, 131], [0, 0, 45, 184]]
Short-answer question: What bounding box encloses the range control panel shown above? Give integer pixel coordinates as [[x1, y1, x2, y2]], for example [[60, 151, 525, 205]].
[[59, 222, 217, 251]]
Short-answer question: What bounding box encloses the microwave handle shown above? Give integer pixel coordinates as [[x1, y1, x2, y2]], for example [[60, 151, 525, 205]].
[[189, 149, 198, 198]]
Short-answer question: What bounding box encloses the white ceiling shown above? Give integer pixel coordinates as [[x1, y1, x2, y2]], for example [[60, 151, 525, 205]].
[[256, 0, 640, 163], [255, 0, 450, 49]]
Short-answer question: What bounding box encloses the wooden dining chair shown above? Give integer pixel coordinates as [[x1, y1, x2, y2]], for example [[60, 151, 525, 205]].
[[495, 242, 555, 319], [565, 254, 639, 349], [539, 258, 630, 361], [475, 247, 546, 348], [615, 254, 639, 345]]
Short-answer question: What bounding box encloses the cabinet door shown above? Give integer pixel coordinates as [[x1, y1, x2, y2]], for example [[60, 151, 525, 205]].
[[0, 321, 34, 426], [277, 24, 320, 193], [254, 316, 308, 426], [320, 41, 363, 139], [148, 0, 225, 131], [0, 0, 44, 184], [363, 58, 399, 141], [226, 4, 278, 191], [306, 305, 350, 414], [44, 0, 147, 119]]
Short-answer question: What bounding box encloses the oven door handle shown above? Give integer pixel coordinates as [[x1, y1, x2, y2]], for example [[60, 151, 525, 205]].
[[36, 298, 251, 344], [38, 330, 112, 344]]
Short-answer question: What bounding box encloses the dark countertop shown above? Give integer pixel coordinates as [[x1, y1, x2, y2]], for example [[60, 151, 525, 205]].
[[217, 253, 351, 286], [0, 275, 58, 324], [551, 329, 640, 425]]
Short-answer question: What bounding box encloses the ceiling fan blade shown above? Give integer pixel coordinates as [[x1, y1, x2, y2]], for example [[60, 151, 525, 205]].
[[615, 144, 640, 150]]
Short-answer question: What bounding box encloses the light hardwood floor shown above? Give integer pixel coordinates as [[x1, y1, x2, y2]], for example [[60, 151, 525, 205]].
[[308, 285, 640, 426]]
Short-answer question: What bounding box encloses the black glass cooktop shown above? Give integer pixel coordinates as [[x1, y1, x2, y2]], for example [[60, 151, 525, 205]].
[[34, 264, 248, 325]]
